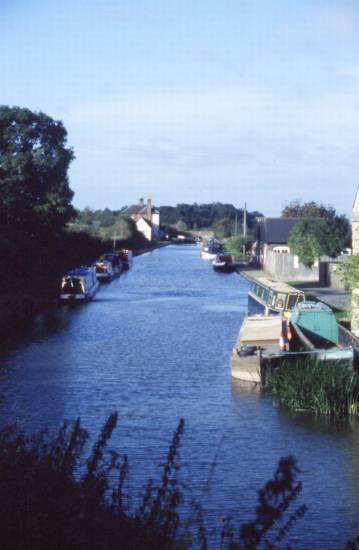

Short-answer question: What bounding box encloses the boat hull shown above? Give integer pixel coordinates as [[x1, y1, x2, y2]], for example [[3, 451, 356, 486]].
[[60, 282, 99, 303], [213, 263, 236, 273]]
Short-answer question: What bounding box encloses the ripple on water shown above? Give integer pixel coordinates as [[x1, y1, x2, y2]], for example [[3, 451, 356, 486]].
[[0, 245, 358, 548]]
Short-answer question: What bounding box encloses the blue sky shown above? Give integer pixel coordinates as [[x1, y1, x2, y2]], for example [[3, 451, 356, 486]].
[[1, 0, 359, 215]]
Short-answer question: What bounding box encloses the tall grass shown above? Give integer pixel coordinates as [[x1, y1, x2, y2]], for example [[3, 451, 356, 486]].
[[0, 414, 306, 549], [266, 359, 359, 416]]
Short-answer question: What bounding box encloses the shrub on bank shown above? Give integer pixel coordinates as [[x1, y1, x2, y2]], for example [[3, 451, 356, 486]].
[[0, 414, 306, 549], [265, 360, 359, 416]]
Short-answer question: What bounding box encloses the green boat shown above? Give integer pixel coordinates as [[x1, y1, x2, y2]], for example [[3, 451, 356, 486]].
[[290, 301, 354, 363]]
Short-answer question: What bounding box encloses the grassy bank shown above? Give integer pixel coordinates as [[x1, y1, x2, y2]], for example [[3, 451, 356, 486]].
[[265, 359, 359, 416]]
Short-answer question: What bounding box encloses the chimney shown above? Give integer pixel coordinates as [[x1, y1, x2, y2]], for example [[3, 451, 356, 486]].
[[139, 197, 145, 207], [147, 198, 152, 221]]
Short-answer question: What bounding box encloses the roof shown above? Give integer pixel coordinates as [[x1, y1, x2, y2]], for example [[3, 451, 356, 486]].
[[256, 217, 301, 244], [122, 205, 159, 216], [122, 204, 144, 215], [251, 276, 305, 295]]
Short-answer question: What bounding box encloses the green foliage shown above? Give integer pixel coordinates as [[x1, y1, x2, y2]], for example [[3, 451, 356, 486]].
[[288, 219, 323, 268], [342, 254, 359, 291], [282, 200, 336, 218], [266, 359, 359, 416], [213, 217, 233, 239], [224, 236, 252, 259], [0, 105, 75, 235], [0, 415, 306, 549], [159, 203, 262, 232], [288, 214, 350, 268]]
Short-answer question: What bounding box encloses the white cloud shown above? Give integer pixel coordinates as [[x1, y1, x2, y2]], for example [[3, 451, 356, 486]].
[[63, 86, 359, 214]]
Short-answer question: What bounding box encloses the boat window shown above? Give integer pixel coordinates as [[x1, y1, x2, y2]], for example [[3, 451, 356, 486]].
[[275, 293, 286, 310], [271, 292, 277, 306], [262, 288, 269, 302], [61, 278, 83, 294], [287, 294, 298, 310], [257, 285, 265, 300], [268, 290, 273, 305], [297, 295, 304, 304]]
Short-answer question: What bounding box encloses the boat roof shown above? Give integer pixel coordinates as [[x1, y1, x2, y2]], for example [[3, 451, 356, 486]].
[[239, 315, 282, 343], [65, 267, 93, 277], [295, 301, 332, 313], [251, 276, 304, 295]]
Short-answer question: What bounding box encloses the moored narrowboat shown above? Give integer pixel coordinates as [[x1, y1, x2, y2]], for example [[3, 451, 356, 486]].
[[94, 260, 114, 282], [60, 267, 99, 302], [201, 239, 223, 260], [117, 249, 133, 270], [212, 254, 235, 272], [248, 276, 305, 315]]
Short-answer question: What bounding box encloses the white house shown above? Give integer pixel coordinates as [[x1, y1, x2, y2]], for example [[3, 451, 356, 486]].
[[122, 198, 161, 241]]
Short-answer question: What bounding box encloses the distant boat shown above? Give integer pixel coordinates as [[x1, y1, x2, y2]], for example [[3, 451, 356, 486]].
[[200, 239, 223, 260], [212, 254, 236, 272], [103, 252, 122, 275], [117, 249, 133, 270], [94, 260, 114, 282], [60, 267, 99, 303]]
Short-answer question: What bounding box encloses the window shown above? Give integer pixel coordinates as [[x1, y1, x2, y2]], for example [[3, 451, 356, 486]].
[[275, 293, 286, 310], [287, 294, 298, 310]]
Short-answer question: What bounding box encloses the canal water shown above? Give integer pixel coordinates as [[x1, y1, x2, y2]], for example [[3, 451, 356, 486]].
[[0, 245, 359, 547]]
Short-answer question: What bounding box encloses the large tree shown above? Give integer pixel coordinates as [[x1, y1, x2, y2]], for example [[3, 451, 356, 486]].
[[288, 215, 350, 268], [0, 106, 75, 235]]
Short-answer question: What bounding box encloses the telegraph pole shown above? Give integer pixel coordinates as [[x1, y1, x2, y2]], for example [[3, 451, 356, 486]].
[[243, 202, 247, 238]]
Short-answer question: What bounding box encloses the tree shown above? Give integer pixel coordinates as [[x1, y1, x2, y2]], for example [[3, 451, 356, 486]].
[[281, 200, 334, 218], [288, 219, 324, 268], [0, 106, 75, 235], [285, 201, 350, 268]]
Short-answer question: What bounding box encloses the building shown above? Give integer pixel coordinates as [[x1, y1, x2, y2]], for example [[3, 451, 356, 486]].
[[122, 198, 160, 241], [254, 217, 302, 265]]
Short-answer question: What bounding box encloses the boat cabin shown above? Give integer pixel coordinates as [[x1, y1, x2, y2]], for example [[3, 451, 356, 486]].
[[248, 276, 305, 315]]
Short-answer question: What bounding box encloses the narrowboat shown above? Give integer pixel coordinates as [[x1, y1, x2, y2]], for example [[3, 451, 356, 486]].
[[200, 239, 223, 260], [117, 249, 133, 270], [103, 252, 122, 275], [248, 276, 305, 315], [231, 315, 283, 382], [289, 301, 356, 363], [60, 267, 99, 302], [94, 260, 114, 282], [212, 254, 235, 272]]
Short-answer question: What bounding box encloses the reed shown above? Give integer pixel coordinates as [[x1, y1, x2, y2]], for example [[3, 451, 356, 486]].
[[0, 415, 306, 549], [266, 359, 359, 416]]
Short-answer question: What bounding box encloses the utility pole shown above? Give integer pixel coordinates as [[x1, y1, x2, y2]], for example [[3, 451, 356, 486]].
[[243, 202, 247, 238], [234, 211, 238, 238], [243, 203, 247, 256]]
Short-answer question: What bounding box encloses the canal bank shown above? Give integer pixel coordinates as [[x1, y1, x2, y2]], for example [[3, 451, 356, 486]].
[[0, 240, 168, 339], [0, 245, 359, 547]]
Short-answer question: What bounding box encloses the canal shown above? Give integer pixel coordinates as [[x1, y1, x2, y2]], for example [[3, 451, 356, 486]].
[[0, 244, 359, 547]]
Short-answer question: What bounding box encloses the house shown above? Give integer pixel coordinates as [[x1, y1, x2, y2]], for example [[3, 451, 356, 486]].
[[254, 217, 302, 265], [122, 198, 160, 241]]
